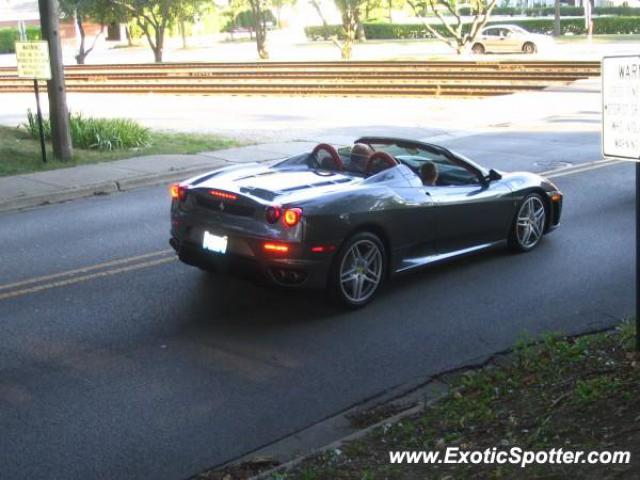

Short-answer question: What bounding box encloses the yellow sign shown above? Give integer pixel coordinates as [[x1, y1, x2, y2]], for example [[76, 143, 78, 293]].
[[15, 41, 52, 80]]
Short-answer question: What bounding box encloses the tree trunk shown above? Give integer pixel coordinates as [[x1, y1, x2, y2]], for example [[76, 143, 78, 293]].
[[180, 20, 188, 49], [74, 11, 86, 65], [341, 40, 352, 59], [341, 14, 357, 59], [154, 25, 164, 62], [250, 0, 269, 59], [125, 25, 133, 46], [256, 24, 269, 59], [355, 10, 365, 41], [553, 0, 561, 37]]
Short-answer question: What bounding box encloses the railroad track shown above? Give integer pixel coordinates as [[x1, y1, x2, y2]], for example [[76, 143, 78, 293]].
[[0, 60, 601, 97]]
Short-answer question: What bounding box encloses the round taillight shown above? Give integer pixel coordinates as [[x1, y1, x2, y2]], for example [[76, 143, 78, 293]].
[[266, 206, 282, 224], [283, 208, 302, 227], [170, 183, 186, 201]]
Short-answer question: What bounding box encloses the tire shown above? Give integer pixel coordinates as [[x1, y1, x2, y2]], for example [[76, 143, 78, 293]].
[[471, 43, 485, 55], [329, 232, 387, 308], [508, 193, 547, 253], [523, 42, 537, 54]]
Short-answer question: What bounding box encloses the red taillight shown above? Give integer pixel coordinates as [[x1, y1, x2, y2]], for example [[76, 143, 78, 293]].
[[209, 190, 237, 200], [282, 208, 302, 227], [264, 242, 289, 253], [170, 183, 186, 201], [266, 206, 282, 224], [310, 245, 336, 253]]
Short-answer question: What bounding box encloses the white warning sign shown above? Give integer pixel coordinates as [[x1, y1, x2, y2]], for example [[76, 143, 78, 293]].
[[602, 55, 640, 161]]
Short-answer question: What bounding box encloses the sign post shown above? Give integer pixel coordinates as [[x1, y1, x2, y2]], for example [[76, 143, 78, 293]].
[[602, 55, 640, 351], [15, 41, 52, 164]]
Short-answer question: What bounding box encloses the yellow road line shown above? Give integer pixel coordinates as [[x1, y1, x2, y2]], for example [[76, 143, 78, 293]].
[[0, 249, 173, 292], [0, 256, 176, 301], [540, 159, 622, 178], [547, 159, 623, 179]]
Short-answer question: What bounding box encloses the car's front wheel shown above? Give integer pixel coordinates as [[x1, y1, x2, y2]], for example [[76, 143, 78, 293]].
[[523, 42, 537, 54], [329, 232, 386, 308], [509, 193, 547, 252]]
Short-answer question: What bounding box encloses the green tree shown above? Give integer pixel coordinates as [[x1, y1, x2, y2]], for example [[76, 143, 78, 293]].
[[229, 0, 272, 59], [335, 0, 368, 58], [309, 0, 367, 59], [113, 0, 208, 62], [407, 0, 497, 54], [59, 0, 127, 64]]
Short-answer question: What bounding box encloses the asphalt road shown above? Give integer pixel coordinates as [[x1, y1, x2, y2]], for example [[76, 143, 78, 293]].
[[0, 156, 634, 479]]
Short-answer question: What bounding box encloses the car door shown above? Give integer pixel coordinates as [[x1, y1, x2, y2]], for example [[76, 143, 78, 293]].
[[426, 183, 514, 253], [481, 28, 502, 52], [422, 155, 515, 253], [502, 27, 523, 53]]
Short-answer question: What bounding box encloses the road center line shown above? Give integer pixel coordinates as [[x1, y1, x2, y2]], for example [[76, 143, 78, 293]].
[[540, 159, 622, 178], [0, 249, 173, 292], [0, 256, 177, 301]]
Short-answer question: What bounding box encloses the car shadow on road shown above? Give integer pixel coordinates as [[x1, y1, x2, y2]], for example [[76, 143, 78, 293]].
[[176, 243, 529, 337], [176, 270, 348, 334]]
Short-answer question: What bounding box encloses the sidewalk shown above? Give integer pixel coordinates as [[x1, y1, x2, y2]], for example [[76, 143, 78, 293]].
[[0, 141, 318, 213]]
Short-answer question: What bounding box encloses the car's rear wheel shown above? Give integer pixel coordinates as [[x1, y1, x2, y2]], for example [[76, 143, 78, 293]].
[[329, 232, 386, 308], [523, 42, 537, 54], [472, 43, 485, 54], [509, 193, 546, 252]]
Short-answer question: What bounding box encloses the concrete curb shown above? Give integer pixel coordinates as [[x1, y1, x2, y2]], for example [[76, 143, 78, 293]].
[[235, 353, 508, 480], [245, 325, 620, 479], [0, 162, 227, 215], [0, 181, 119, 214]]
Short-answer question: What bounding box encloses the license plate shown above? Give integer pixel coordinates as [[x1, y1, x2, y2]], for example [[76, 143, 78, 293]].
[[202, 231, 228, 254]]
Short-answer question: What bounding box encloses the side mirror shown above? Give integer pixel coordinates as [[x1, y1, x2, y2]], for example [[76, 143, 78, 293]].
[[486, 169, 502, 182]]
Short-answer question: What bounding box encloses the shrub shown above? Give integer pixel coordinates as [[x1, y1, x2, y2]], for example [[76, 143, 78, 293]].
[[488, 16, 640, 35], [458, 6, 640, 16], [24, 111, 151, 150], [0, 27, 41, 54], [305, 16, 640, 41]]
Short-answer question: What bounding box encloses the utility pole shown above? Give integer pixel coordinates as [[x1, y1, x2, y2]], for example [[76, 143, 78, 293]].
[[38, 0, 73, 160]]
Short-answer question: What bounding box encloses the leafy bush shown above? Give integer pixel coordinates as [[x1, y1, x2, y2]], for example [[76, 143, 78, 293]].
[[25, 110, 151, 150], [488, 16, 640, 35], [458, 6, 640, 16], [305, 16, 640, 40], [306, 23, 453, 41], [0, 27, 41, 54]]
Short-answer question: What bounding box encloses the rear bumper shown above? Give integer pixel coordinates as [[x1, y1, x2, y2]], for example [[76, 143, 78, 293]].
[[169, 236, 332, 289]]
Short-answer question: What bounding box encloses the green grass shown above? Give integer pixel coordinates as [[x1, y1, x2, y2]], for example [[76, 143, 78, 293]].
[[263, 321, 639, 479], [0, 125, 241, 177]]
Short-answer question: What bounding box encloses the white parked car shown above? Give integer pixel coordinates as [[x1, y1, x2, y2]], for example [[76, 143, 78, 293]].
[[471, 25, 554, 54]]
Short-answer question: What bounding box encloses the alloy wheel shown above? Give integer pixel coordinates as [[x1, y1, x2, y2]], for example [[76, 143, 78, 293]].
[[516, 195, 546, 249], [339, 239, 383, 304]]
